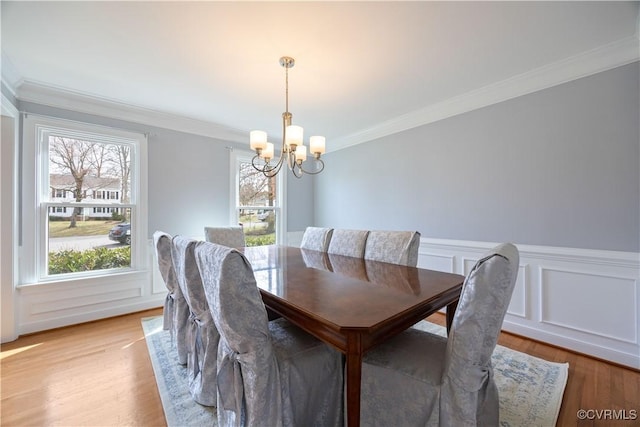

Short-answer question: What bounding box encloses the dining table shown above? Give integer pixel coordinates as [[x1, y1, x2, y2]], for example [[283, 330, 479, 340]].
[[241, 245, 465, 427]]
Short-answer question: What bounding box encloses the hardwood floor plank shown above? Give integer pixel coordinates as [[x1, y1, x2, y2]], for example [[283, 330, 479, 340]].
[[1, 308, 166, 427], [2, 309, 639, 426]]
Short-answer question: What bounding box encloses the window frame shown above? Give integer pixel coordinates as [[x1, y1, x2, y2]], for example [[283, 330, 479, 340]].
[[20, 114, 148, 285], [230, 149, 287, 245]]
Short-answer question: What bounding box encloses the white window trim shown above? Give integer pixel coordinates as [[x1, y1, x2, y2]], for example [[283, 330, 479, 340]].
[[19, 114, 148, 286], [229, 149, 287, 244]]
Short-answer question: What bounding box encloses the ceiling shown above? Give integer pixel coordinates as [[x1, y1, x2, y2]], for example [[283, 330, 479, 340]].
[[2, 1, 639, 151]]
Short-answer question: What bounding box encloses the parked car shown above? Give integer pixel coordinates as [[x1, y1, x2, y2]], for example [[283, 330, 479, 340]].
[[108, 223, 131, 245], [257, 211, 270, 221]]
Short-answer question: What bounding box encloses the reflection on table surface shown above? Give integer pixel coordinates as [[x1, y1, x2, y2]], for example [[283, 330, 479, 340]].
[[241, 245, 463, 328]]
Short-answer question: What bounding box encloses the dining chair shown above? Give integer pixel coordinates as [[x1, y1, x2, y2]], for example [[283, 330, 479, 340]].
[[152, 230, 190, 365], [204, 226, 246, 248], [327, 228, 370, 258], [359, 243, 519, 426], [299, 226, 334, 252], [194, 241, 344, 427], [364, 230, 421, 267], [171, 235, 220, 406]]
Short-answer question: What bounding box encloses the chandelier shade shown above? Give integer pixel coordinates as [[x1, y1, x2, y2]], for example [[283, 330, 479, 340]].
[[250, 56, 325, 178]]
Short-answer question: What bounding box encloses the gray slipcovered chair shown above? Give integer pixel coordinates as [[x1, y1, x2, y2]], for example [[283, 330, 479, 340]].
[[359, 243, 519, 426], [204, 226, 246, 249], [171, 235, 220, 406], [153, 230, 190, 365], [194, 241, 344, 427], [299, 226, 334, 252], [364, 230, 421, 267], [327, 228, 370, 258]]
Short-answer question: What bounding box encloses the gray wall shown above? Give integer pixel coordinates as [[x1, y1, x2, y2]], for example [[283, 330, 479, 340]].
[[18, 102, 314, 239], [315, 62, 640, 252], [286, 172, 315, 231]]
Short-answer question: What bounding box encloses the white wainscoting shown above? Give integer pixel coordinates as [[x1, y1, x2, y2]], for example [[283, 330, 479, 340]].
[[419, 238, 640, 369], [16, 240, 166, 335]]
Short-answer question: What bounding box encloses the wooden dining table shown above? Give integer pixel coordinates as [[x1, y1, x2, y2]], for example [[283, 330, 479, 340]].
[[241, 245, 464, 427]]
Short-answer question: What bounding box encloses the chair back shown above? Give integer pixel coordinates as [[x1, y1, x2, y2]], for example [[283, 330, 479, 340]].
[[204, 226, 246, 249], [171, 235, 219, 406], [153, 230, 190, 364], [364, 230, 421, 267], [153, 230, 179, 328], [171, 236, 199, 311], [441, 243, 519, 424], [153, 230, 179, 294], [300, 226, 333, 252], [327, 229, 369, 258], [195, 242, 283, 427]]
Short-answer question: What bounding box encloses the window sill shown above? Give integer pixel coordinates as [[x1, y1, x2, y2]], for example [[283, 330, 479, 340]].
[[17, 269, 149, 290]]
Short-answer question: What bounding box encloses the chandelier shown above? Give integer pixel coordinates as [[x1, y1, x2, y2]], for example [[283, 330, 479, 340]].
[[250, 56, 325, 178]]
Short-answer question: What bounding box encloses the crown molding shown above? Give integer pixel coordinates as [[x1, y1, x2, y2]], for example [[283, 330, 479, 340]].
[[7, 36, 639, 150], [1, 52, 22, 97], [15, 80, 247, 143], [329, 36, 640, 152]]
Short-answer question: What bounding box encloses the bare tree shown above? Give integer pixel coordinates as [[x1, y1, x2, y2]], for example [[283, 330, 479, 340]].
[[49, 137, 93, 228], [115, 145, 131, 204], [89, 143, 109, 177], [239, 162, 272, 207]]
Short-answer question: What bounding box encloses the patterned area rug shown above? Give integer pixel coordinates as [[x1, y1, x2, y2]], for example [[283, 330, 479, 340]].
[[142, 316, 568, 427]]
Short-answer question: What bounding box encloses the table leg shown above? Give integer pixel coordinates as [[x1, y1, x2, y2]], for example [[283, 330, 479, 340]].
[[446, 299, 458, 334], [345, 333, 362, 427]]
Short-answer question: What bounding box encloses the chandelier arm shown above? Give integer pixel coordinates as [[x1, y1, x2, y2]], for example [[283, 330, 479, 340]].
[[287, 150, 297, 171], [251, 150, 286, 178], [291, 163, 303, 178], [298, 158, 325, 175]]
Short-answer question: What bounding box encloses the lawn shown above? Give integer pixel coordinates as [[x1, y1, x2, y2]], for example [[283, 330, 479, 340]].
[[49, 219, 275, 245], [49, 220, 121, 238]]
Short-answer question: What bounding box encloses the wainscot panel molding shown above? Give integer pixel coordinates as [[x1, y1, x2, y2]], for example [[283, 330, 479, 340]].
[[419, 238, 640, 369], [16, 240, 166, 335]]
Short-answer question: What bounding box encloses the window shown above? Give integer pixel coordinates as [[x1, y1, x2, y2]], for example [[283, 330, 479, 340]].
[[20, 115, 147, 283], [231, 150, 286, 246]]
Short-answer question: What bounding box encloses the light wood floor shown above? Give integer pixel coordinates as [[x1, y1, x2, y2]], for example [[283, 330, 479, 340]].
[[1, 308, 639, 426]]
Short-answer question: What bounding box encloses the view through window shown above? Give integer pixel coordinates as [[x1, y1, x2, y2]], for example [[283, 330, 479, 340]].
[[44, 134, 135, 276], [236, 157, 280, 246]]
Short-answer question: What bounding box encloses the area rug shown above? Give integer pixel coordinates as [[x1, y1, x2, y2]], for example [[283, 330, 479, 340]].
[[142, 316, 568, 427]]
